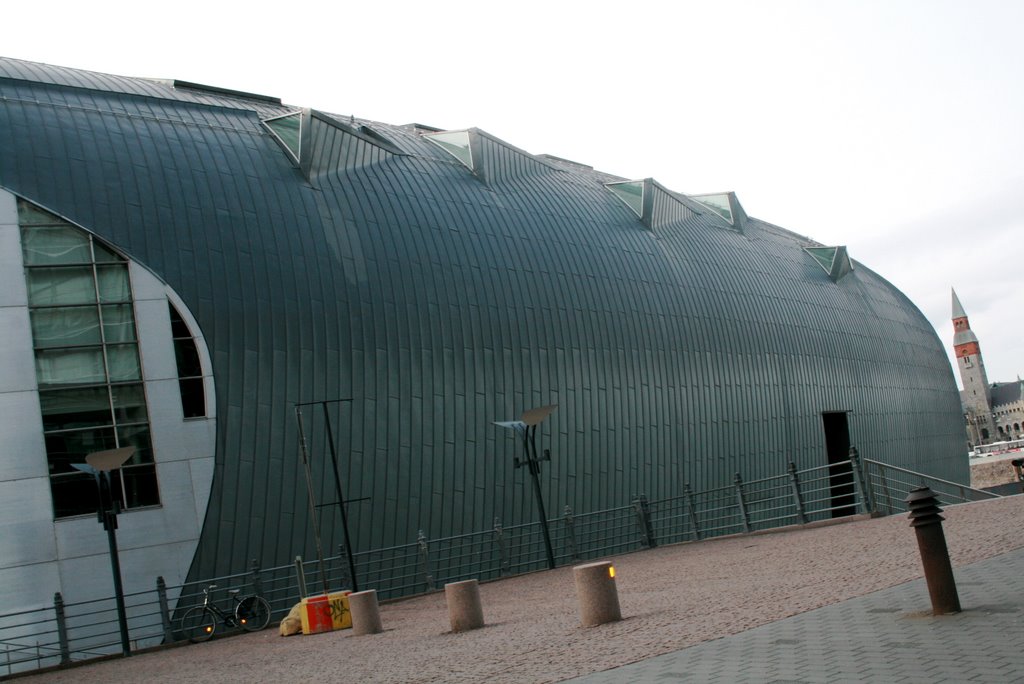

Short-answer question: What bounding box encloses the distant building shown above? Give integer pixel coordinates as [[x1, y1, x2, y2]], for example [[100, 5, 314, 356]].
[[952, 289, 1024, 446]]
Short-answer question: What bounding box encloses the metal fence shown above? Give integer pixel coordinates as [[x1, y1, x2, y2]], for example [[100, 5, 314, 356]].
[[1, 452, 1000, 676]]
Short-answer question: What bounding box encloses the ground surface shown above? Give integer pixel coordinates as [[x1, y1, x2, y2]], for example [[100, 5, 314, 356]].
[[21, 495, 1024, 683]]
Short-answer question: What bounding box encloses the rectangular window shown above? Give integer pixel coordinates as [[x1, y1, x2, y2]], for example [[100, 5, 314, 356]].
[[19, 199, 160, 518]]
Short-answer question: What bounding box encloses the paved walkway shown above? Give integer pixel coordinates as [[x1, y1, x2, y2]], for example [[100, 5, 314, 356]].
[[19, 495, 1024, 683], [568, 546, 1024, 683]]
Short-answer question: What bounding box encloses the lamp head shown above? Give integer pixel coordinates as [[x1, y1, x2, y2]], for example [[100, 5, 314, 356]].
[[85, 447, 136, 473]]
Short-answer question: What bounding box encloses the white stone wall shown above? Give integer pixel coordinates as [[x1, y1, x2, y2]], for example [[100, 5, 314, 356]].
[[0, 187, 215, 634]]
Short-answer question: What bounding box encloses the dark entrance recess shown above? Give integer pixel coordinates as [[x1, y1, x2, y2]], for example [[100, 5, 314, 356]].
[[822, 411, 856, 517]]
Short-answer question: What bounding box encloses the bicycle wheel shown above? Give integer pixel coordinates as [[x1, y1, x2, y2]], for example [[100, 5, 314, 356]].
[[180, 606, 218, 642], [236, 595, 271, 631]]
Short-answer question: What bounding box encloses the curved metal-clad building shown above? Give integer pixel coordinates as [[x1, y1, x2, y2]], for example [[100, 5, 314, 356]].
[[0, 57, 965, 609]]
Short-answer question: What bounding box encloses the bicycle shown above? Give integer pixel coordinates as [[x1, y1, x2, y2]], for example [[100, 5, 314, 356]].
[[179, 584, 272, 642]]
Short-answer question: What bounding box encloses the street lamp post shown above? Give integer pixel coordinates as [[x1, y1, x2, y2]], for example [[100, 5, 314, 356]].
[[495, 404, 558, 570], [71, 446, 136, 657]]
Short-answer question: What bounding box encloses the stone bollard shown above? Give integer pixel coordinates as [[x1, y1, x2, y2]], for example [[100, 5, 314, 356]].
[[445, 579, 485, 632], [906, 486, 961, 615], [349, 589, 383, 635], [573, 560, 621, 627]]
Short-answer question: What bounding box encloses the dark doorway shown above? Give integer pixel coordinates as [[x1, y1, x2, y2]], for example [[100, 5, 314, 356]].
[[822, 411, 855, 517]]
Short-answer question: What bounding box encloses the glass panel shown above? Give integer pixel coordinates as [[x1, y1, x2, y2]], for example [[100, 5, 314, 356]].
[[266, 114, 301, 157], [101, 304, 137, 343], [96, 264, 131, 303], [424, 131, 473, 170], [17, 200, 64, 225], [693, 193, 734, 223], [26, 266, 96, 306], [115, 464, 160, 509], [30, 306, 101, 348], [91, 240, 124, 264], [179, 377, 207, 418], [116, 424, 154, 465], [35, 347, 106, 386], [174, 338, 203, 377], [169, 304, 191, 338], [606, 181, 644, 217], [50, 473, 101, 518], [39, 386, 112, 431], [111, 383, 149, 425], [804, 247, 837, 274], [106, 344, 142, 382], [21, 225, 93, 265], [45, 427, 117, 475]]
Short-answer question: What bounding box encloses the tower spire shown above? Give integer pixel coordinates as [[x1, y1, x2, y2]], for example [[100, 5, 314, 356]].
[[951, 288, 992, 445]]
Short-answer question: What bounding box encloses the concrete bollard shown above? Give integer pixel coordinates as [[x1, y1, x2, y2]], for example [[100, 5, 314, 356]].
[[348, 589, 383, 635], [906, 486, 961, 615], [573, 560, 621, 627], [445, 579, 485, 632]]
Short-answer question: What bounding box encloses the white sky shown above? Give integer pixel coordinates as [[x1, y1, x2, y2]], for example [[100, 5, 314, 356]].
[[6, 0, 1022, 386]]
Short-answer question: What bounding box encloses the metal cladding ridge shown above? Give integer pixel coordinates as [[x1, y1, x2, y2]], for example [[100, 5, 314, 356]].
[[0, 57, 967, 585]]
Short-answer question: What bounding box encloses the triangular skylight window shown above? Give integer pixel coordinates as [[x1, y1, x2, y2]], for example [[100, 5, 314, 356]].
[[805, 247, 837, 274], [693, 193, 734, 224], [606, 180, 645, 218], [264, 113, 302, 161], [803, 246, 853, 282], [424, 131, 473, 171]]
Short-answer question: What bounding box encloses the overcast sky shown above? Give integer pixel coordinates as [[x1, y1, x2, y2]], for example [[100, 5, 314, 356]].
[[6, 0, 1021, 386]]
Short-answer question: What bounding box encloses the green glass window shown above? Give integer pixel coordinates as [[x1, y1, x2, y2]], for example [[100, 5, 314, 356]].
[[423, 131, 474, 170], [18, 198, 159, 518], [804, 246, 838, 274], [169, 303, 206, 418], [693, 193, 734, 224], [265, 113, 301, 160], [606, 181, 645, 218]]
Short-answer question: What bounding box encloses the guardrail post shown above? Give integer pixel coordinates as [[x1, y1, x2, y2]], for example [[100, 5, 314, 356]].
[[294, 555, 307, 599], [849, 447, 874, 514], [249, 558, 264, 598], [683, 483, 702, 540], [156, 577, 174, 644], [337, 543, 353, 589], [632, 494, 657, 548], [734, 473, 751, 533], [787, 462, 808, 524], [53, 592, 70, 665], [563, 506, 581, 561], [493, 518, 511, 575], [875, 463, 895, 514], [417, 530, 435, 591]]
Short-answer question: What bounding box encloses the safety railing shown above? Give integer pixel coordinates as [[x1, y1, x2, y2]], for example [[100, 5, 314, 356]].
[[2, 451, 1001, 675]]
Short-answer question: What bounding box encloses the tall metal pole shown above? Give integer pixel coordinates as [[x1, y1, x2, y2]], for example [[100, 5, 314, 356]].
[[321, 402, 359, 591], [295, 407, 330, 594], [525, 426, 556, 570], [99, 473, 131, 657]]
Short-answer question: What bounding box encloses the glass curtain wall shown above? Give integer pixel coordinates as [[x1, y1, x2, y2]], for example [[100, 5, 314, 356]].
[[19, 199, 160, 518]]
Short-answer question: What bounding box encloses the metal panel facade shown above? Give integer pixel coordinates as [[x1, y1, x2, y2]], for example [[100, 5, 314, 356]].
[[0, 58, 967, 584]]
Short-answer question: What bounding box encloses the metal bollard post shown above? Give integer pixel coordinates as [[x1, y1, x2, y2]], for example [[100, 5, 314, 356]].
[[493, 518, 511, 576], [563, 506, 581, 561], [417, 530, 435, 591], [250, 559, 264, 598], [632, 494, 657, 548], [295, 556, 307, 599], [683, 483, 702, 540], [156, 577, 174, 644], [787, 462, 808, 524], [906, 487, 961, 615], [734, 473, 751, 533], [53, 592, 70, 665]]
